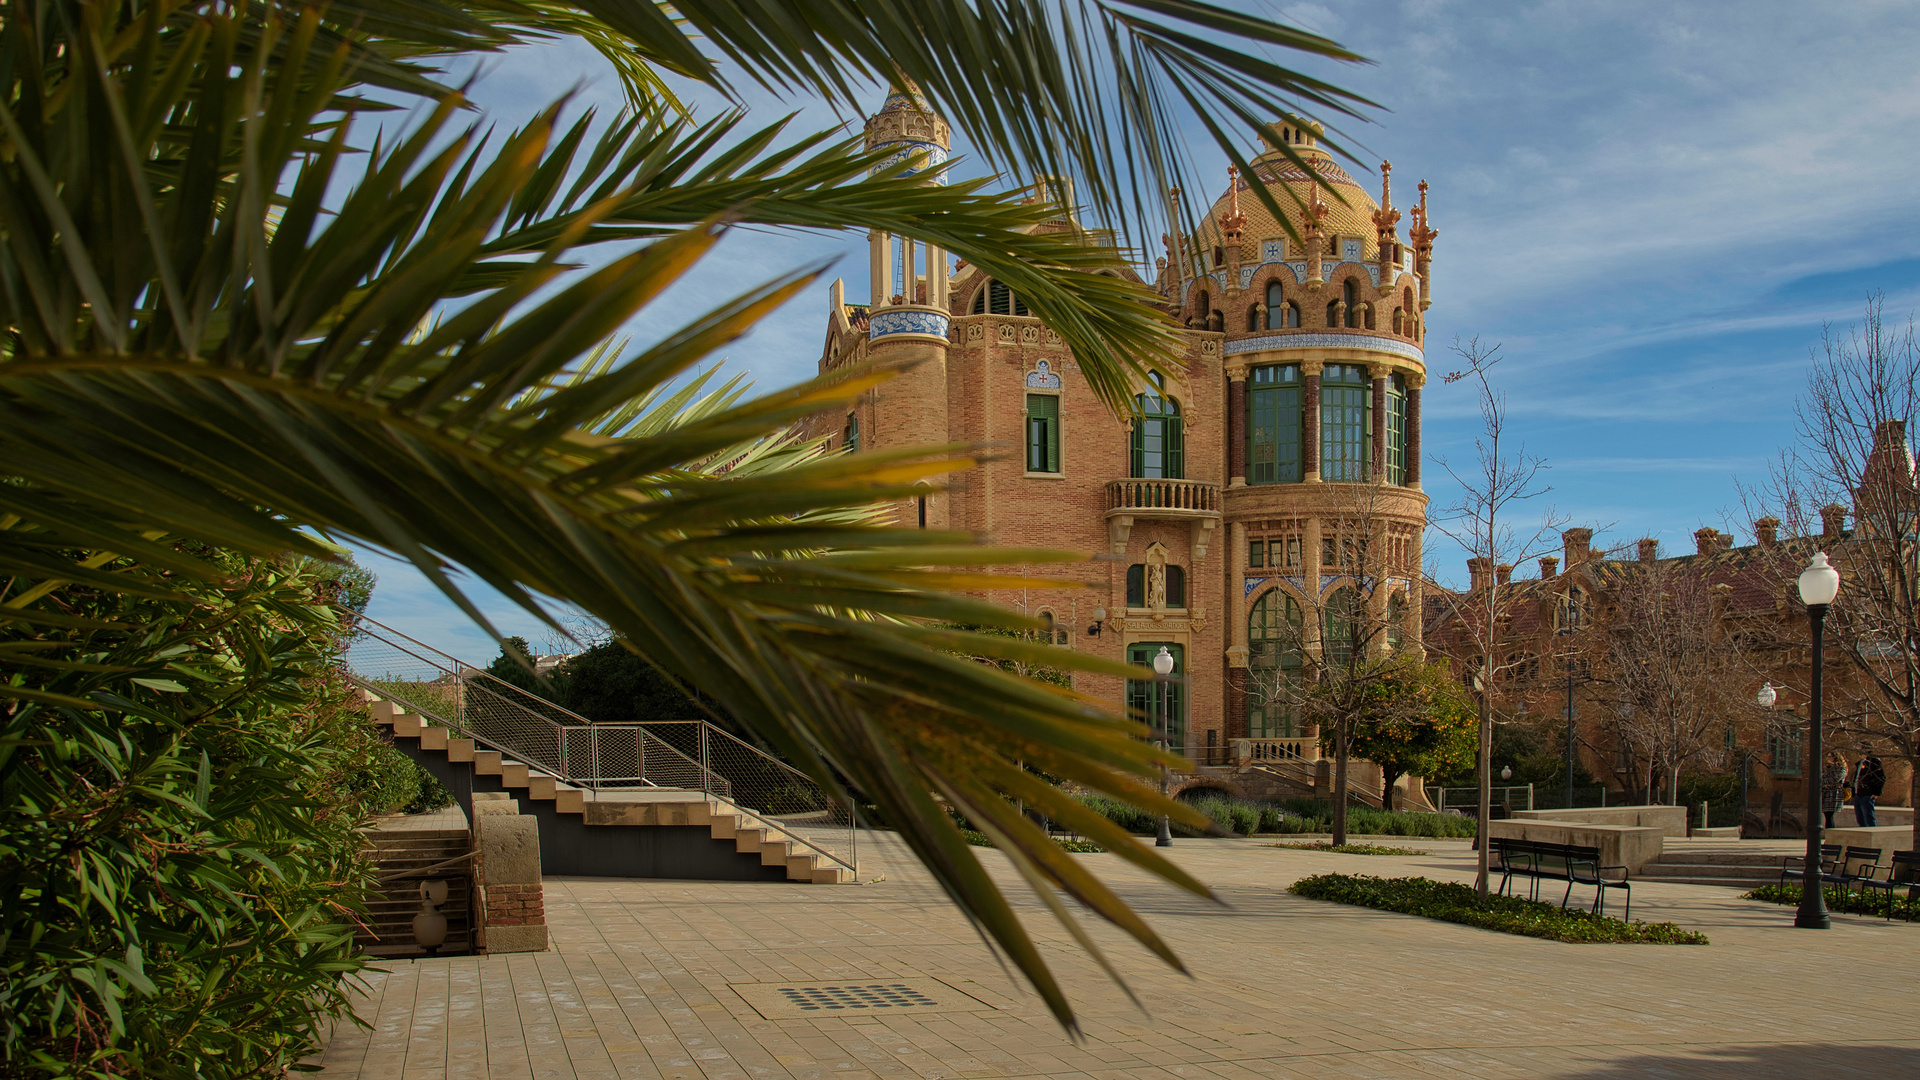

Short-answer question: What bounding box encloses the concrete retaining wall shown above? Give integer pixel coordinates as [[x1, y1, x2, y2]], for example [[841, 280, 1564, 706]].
[[1833, 805, 1913, 828], [1823, 825, 1914, 856], [1487, 819, 1666, 875], [1511, 804, 1689, 838]]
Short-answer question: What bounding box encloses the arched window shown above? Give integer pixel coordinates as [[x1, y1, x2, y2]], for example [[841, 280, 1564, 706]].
[[1342, 278, 1360, 328], [970, 279, 1030, 316], [1212, 245, 1224, 267], [1386, 593, 1407, 653], [1126, 556, 1184, 609], [1247, 364, 1301, 484], [916, 493, 927, 528], [1326, 299, 1339, 327], [1322, 586, 1363, 667], [1246, 304, 1260, 332], [1166, 565, 1186, 608], [1248, 590, 1303, 737], [1264, 282, 1285, 329], [1320, 364, 1371, 482], [843, 413, 859, 453], [1131, 385, 1184, 479], [1284, 302, 1300, 328], [1126, 563, 1146, 607], [1195, 289, 1211, 325]]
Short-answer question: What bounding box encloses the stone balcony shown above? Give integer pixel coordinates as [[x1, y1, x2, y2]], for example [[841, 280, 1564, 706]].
[[1104, 478, 1221, 560]]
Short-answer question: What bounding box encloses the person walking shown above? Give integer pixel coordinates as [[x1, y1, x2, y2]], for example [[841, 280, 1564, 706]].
[[1851, 747, 1886, 828], [1821, 750, 1847, 829]]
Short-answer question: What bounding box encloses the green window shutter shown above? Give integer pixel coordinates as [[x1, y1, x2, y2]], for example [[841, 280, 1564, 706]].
[[1166, 413, 1185, 479], [1026, 394, 1059, 472]]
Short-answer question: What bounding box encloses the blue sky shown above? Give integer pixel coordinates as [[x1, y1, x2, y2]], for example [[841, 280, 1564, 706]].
[[354, 1, 1920, 661]]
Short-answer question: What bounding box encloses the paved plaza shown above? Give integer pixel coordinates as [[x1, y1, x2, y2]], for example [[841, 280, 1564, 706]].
[[318, 832, 1918, 1079]]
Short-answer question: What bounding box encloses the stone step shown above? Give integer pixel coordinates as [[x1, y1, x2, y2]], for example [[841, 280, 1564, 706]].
[[1641, 875, 1772, 889], [1641, 863, 1777, 881], [1645, 852, 1783, 868]]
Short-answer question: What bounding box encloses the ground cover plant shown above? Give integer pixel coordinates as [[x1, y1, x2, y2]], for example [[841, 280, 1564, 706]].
[[1267, 842, 1425, 855], [1271, 799, 1478, 838], [1075, 791, 1478, 838], [1742, 883, 1919, 921], [1289, 874, 1710, 944]]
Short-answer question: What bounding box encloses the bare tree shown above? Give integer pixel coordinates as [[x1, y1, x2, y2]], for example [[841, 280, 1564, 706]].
[[1578, 557, 1744, 804], [1754, 299, 1920, 852], [1428, 338, 1565, 900]]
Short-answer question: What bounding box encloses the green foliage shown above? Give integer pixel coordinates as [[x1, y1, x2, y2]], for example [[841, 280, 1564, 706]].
[[1274, 799, 1479, 838], [1266, 842, 1425, 855], [1743, 883, 1920, 921], [347, 741, 450, 817], [1343, 661, 1477, 798], [1290, 875, 1710, 944], [485, 637, 543, 696], [549, 638, 730, 725], [0, 552, 382, 1076], [959, 828, 1103, 854]]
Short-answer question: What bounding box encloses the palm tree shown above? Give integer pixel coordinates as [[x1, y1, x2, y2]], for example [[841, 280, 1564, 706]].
[[0, 0, 1373, 1028]]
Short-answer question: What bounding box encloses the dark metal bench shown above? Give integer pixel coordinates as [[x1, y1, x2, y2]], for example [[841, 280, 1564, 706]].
[[1860, 850, 1919, 919], [1490, 838, 1632, 919], [1780, 843, 1845, 889]]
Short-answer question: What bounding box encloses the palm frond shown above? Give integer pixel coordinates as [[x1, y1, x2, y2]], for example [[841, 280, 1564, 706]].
[[0, 2, 1217, 1030]]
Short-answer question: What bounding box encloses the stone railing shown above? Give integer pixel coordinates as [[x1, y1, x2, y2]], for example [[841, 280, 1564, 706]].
[[1105, 478, 1221, 516], [1235, 736, 1320, 765]]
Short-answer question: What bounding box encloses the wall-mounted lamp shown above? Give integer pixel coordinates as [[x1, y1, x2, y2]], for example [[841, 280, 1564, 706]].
[[1086, 607, 1108, 637]]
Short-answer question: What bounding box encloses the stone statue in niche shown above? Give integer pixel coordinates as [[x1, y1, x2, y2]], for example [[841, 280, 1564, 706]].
[[1146, 544, 1168, 610]]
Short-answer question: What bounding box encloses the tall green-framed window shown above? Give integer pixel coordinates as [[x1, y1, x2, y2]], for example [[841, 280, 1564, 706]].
[[1321, 364, 1371, 482], [1025, 394, 1060, 473], [1247, 364, 1301, 485], [842, 413, 859, 453], [1322, 586, 1364, 669], [1386, 374, 1407, 485], [1126, 642, 1186, 752], [1131, 389, 1184, 478], [1248, 591, 1304, 737], [1767, 724, 1804, 776]]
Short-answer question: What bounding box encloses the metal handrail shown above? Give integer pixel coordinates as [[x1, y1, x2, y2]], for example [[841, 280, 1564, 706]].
[[347, 615, 855, 873]]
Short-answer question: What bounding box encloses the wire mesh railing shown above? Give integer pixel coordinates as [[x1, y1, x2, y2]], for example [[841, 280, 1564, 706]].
[[344, 616, 856, 873]]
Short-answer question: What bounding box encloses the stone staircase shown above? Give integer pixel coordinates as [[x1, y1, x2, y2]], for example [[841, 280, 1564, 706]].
[[358, 829, 475, 957], [1637, 847, 1784, 889], [363, 691, 852, 884]]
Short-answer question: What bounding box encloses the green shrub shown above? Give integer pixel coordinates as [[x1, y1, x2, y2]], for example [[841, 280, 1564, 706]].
[[1290, 874, 1709, 944], [1, 554, 385, 1076], [1743, 883, 1920, 921], [1267, 842, 1424, 856], [1275, 798, 1477, 838], [1074, 792, 1161, 835]]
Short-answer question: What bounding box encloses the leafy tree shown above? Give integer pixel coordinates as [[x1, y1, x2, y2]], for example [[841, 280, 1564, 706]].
[[1345, 661, 1476, 811], [0, 551, 385, 1076], [0, 0, 1373, 1027], [485, 636, 543, 696]]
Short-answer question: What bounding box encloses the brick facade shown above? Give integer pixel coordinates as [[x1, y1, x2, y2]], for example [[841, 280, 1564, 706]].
[[814, 104, 1434, 761]]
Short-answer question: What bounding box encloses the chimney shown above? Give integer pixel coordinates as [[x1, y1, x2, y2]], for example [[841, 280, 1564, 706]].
[[1637, 538, 1659, 562], [1468, 557, 1492, 591], [1562, 527, 1593, 567], [1539, 556, 1559, 579], [1694, 527, 1720, 556], [1496, 564, 1513, 587], [1754, 516, 1780, 547], [1820, 503, 1848, 541], [1717, 533, 1734, 552]]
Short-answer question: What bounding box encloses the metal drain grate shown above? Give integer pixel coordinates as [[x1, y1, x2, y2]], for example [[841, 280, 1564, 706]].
[[776, 983, 937, 1011]]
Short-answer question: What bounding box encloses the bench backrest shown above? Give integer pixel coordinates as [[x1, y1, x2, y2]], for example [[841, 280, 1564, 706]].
[[1840, 845, 1883, 875], [1889, 850, 1918, 883]]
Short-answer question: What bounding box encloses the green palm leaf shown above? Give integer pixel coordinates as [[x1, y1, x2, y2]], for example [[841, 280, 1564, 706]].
[[0, 0, 1377, 1029]]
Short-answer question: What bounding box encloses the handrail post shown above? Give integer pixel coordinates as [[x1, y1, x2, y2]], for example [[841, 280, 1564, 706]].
[[700, 722, 711, 794]]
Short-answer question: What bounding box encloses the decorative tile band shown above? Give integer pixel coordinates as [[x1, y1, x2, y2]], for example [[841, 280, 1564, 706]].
[[1224, 333, 1424, 363], [870, 142, 948, 182], [870, 308, 951, 340]]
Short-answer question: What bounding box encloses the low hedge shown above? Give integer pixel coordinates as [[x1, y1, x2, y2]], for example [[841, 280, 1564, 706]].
[[1289, 874, 1709, 944], [1742, 883, 1919, 921], [1073, 791, 1477, 839], [959, 828, 1103, 854], [1267, 841, 1424, 856]]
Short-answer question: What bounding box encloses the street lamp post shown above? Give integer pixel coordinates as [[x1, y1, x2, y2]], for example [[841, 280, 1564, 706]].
[[1795, 553, 1841, 930], [1154, 646, 1176, 848], [1753, 682, 1776, 835]]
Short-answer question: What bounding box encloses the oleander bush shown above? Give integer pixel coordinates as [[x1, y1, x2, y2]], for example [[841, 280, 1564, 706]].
[[0, 552, 389, 1077], [1289, 874, 1710, 944], [1742, 883, 1920, 921]]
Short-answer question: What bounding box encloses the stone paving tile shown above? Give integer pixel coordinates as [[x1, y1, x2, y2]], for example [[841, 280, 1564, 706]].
[[321, 833, 1920, 1079]]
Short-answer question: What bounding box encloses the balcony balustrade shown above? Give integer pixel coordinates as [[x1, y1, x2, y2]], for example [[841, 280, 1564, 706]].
[[1103, 478, 1221, 558]]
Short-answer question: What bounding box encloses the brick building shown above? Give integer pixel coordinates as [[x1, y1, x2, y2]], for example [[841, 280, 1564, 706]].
[[814, 91, 1435, 784]]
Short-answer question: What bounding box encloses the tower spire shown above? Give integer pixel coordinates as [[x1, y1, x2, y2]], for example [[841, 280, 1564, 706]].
[[1372, 160, 1401, 282]]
